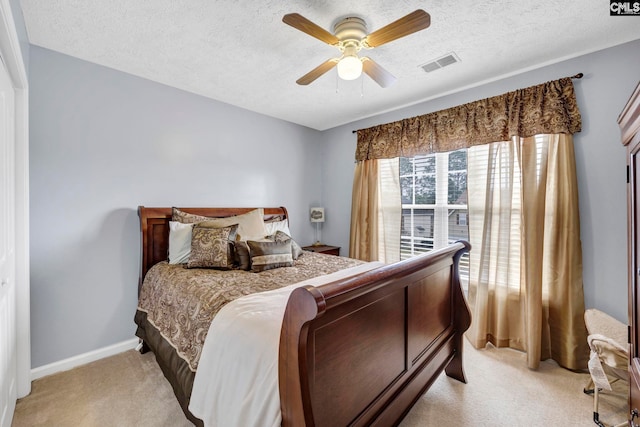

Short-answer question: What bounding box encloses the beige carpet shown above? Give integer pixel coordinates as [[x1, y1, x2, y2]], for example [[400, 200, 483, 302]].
[[13, 340, 627, 427]]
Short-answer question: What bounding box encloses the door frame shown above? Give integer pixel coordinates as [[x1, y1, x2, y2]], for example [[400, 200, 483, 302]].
[[0, 0, 30, 398]]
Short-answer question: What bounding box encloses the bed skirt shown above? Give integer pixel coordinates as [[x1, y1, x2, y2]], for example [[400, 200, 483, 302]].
[[134, 310, 203, 427]]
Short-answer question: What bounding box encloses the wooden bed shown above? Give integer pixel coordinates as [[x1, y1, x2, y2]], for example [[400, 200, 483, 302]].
[[136, 206, 472, 426]]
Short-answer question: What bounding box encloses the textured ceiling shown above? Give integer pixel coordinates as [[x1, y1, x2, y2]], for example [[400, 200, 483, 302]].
[[19, 0, 640, 130]]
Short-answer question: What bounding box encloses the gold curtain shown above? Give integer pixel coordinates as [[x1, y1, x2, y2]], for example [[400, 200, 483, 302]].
[[349, 160, 379, 261], [349, 159, 401, 262], [355, 77, 581, 160], [350, 76, 588, 369], [465, 134, 588, 370]]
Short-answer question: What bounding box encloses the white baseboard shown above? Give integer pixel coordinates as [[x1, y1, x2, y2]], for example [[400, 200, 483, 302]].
[[30, 337, 140, 381]]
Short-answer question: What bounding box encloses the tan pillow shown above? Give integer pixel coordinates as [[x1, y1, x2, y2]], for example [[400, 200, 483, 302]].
[[187, 226, 235, 269], [198, 208, 268, 241]]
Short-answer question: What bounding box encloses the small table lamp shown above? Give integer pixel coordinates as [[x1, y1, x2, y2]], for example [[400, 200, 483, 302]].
[[310, 207, 325, 246]]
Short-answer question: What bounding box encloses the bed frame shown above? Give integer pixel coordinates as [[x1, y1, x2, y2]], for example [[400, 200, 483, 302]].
[[137, 206, 472, 426]]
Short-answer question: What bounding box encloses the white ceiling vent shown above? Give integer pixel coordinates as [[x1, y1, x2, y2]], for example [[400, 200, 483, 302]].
[[420, 52, 461, 73]]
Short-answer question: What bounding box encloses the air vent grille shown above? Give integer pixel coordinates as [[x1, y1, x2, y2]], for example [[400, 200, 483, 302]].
[[420, 52, 460, 73]]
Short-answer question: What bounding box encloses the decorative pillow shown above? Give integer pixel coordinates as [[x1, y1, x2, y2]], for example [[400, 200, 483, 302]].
[[264, 215, 285, 223], [264, 219, 291, 237], [172, 208, 212, 224], [233, 241, 251, 271], [168, 221, 195, 264], [197, 221, 239, 241], [247, 240, 293, 272], [273, 230, 303, 260], [187, 226, 236, 269]]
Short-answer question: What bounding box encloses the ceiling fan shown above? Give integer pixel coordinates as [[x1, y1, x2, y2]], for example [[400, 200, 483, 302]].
[[282, 9, 431, 88]]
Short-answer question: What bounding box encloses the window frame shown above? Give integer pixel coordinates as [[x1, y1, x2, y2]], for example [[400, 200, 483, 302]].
[[399, 150, 469, 289]]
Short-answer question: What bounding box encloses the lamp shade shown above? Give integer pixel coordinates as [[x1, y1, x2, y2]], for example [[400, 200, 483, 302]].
[[310, 207, 325, 223], [337, 55, 362, 80]]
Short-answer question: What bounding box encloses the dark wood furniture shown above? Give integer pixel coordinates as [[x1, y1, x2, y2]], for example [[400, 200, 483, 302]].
[[622, 81, 640, 426], [137, 206, 472, 426], [302, 244, 340, 256], [137, 206, 289, 295]]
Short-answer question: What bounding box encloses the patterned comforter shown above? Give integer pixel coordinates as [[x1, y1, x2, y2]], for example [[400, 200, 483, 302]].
[[136, 251, 364, 371]]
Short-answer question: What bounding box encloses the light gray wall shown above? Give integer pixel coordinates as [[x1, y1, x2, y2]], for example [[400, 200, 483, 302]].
[[28, 36, 640, 367], [320, 39, 640, 324], [28, 46, 323, 368]]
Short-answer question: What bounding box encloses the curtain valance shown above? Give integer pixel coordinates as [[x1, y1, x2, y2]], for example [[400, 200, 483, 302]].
[[355, 77, 582, 161]]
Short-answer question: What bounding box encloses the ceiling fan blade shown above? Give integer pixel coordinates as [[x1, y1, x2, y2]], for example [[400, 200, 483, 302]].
[[296, 58, 339, 85], [364, 9, 431, 48], [283, 13, 340, 45], [362, 57, 397, 88]]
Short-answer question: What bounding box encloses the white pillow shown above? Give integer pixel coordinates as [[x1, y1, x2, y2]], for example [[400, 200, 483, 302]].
[[168, 221, 194, 264], [264, 219, 291, 237]]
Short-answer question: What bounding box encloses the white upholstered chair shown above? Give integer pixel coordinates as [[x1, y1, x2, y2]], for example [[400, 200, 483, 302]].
[[583, 308, 629, 427]]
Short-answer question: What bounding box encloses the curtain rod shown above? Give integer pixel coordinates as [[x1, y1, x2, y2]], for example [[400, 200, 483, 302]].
[[351, 73, 584, 134]]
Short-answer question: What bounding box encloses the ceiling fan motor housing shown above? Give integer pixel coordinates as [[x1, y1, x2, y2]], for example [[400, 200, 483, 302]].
[[333, 17, 367, 48]]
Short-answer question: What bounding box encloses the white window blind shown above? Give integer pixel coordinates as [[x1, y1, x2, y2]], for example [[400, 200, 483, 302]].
[[399, 150, 469, 290], [467, 139, 523, 291]]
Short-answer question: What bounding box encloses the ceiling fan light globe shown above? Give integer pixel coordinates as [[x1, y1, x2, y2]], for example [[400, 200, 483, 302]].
[[337, 56, 363, 80]]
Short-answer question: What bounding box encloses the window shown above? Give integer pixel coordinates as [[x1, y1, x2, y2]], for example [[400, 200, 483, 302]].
[[399, 150, 469, 289]]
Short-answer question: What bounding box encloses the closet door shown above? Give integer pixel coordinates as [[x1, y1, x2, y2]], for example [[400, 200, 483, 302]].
[[621, 81, 640, 425], [0, 56, 16, 427]]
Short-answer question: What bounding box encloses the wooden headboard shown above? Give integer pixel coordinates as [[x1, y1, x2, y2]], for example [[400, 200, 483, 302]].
[[137, 206, 289, 294]]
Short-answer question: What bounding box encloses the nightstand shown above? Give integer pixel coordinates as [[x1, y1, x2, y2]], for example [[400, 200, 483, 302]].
[[302, 245, 340, 256]]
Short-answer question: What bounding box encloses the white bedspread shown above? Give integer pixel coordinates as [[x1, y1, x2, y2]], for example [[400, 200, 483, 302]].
[[188, 261, 383, 427]]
